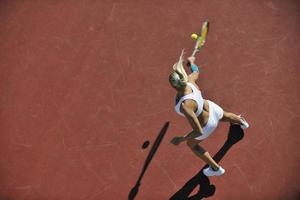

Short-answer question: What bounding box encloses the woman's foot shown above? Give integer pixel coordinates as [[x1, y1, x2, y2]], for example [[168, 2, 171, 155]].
[[203, 166, 225, 176], [238, 115, 249, 129]]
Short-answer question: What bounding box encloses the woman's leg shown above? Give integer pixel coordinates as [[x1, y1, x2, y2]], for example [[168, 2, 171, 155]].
[[186, 139, 219, 170], [221, 111, 243, 124], [221, 110, 249, 129]]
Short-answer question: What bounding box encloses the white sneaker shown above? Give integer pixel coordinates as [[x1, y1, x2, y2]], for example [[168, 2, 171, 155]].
[[203, 166, 225, 177], [238, 115, 249, 129]]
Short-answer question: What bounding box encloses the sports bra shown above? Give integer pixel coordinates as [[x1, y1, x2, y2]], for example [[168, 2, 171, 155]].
[[175, 82, 204, 117]]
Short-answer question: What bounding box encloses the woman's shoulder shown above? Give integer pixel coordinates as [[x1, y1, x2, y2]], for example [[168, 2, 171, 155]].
[[187, 81, 200, 90]]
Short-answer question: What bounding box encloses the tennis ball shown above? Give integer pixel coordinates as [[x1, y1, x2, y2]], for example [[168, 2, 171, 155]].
[[191, 33, 198, 40]]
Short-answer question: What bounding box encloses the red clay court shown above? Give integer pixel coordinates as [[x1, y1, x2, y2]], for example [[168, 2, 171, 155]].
[[1, 1, 300, 200]]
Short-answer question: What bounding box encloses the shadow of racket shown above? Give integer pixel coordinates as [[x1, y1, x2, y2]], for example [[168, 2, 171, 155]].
[[128, 121, 170, 200]]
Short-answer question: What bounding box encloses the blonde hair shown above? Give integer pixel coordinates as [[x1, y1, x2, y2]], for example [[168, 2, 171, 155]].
[[169, 49, 188, 89]]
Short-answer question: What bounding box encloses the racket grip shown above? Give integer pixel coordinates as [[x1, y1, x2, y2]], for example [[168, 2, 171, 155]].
[[191, 49, 198, 57]]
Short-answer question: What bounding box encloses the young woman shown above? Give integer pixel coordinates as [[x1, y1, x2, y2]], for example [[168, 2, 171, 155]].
[[169, 51, 249, 176]]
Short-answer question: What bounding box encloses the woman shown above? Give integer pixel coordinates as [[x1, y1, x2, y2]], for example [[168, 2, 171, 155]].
[[169, 51, 249, 176]]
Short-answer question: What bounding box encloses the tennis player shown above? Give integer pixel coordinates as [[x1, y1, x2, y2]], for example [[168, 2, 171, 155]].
[[169, 51, 249, 176]]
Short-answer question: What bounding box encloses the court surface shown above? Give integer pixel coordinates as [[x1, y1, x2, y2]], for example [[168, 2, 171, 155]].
[[1, 1, 300, 199]]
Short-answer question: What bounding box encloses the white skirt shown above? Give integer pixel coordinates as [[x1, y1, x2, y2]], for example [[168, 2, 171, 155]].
[[194, 100, 224, 140]]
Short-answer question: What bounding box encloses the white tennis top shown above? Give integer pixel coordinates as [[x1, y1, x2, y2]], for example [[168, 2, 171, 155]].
[[175, 82, 204, 117]]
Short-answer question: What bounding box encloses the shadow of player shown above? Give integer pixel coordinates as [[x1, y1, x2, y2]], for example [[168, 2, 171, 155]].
[[170, 124, 244, 200]]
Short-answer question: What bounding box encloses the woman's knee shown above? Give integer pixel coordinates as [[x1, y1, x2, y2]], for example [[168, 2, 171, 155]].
[[186, 138, 201, 148]]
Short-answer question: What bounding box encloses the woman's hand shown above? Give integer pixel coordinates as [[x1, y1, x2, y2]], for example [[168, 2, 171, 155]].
[[170, 136, 185, 146], [187, 56, 196, 64]]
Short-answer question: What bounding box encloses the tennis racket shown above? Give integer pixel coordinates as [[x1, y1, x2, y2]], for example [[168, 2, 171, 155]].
[[191, 20, 210, 57]]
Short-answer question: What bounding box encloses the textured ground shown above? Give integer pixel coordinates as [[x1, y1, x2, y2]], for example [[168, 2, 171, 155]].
[[0, 1, 300, 200]]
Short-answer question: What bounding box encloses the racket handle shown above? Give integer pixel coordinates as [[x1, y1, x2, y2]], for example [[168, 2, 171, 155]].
[[191, 36, 202, 57], [191, 48, 199, 57]]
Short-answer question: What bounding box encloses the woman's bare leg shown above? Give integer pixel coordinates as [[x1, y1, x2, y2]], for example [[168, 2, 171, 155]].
[[221, 111, 242, 124], [186, 139, 219, 170]]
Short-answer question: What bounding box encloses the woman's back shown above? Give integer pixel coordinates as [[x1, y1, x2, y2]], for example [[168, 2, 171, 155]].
[[175, 82, 209, 126]]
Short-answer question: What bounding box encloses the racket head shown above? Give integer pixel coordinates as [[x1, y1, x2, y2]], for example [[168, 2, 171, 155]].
[[201, 20, 210, 37], [198, 20, 210, 48]]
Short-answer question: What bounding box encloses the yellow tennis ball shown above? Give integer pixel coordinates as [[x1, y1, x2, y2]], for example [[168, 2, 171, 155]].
[[191, 33, 198, 40]]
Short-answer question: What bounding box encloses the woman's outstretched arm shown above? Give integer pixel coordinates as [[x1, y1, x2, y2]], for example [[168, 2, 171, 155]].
[[187, 56, 200, 82]]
